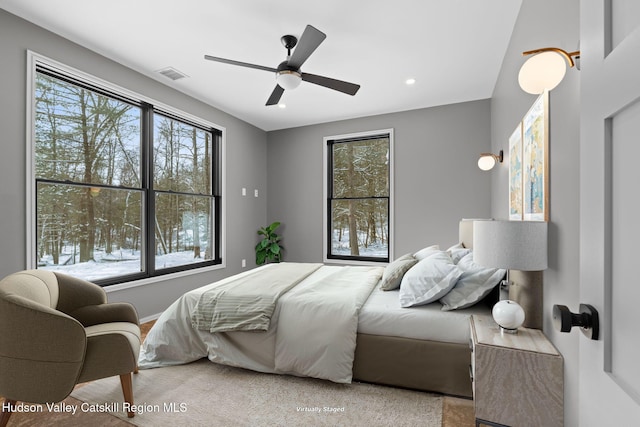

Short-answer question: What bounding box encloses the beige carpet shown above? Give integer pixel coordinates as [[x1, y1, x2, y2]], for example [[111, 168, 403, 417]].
[[71, 358, 444, 427]]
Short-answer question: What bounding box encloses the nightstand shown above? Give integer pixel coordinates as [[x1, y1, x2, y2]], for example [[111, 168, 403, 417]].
[[469, 314, 563, 427]]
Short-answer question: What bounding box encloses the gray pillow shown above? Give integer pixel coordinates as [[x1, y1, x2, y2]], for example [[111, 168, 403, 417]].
[[379, 253, 418, 291], [439, 252, 505, 311]]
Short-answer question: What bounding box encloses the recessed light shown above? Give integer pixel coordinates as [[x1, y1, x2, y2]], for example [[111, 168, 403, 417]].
[[405, 78, 416, 85], [278, 103, 286, 109]]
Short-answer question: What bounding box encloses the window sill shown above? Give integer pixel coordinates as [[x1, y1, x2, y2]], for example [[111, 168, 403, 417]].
[[104, 261, 226, 293], [323, 258, 389, 267]]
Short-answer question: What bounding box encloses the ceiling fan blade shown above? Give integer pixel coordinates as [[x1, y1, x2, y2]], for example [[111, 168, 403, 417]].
[[302, 73, 360, 96], [266, 85, 285, 106], [204, 55, 277, 73], [288, 25, 326, 69]]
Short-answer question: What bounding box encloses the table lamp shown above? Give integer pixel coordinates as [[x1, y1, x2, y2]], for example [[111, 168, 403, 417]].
[[473, 220, 548, 329]]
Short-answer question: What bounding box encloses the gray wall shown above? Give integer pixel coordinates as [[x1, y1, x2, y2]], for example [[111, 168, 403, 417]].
[[490, 0, 580, 425], [266, 99, 493, 262], [0, 9, 268, 320]]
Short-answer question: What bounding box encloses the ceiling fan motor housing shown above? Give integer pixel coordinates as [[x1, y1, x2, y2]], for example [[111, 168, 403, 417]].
[[277, 61, 299, 74]]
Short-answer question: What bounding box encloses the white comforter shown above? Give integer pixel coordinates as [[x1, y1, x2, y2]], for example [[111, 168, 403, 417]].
[[138, 263, 384, 383]]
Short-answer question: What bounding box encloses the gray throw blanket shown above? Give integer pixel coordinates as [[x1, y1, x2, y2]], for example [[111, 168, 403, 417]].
[[191, 263, 322, 333]]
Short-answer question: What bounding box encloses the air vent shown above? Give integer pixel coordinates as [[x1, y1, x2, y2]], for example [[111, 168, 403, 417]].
[[157, 67, 188, 81]]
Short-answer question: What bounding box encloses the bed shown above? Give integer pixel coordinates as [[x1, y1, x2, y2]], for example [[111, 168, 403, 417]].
[[139, 220, 501, 398]]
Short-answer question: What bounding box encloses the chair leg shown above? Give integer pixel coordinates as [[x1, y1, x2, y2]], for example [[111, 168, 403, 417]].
[[119, 373, 135, 418], [0, 399, 16, 427]]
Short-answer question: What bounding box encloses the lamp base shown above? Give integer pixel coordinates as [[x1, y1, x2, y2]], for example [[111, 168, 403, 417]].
[[499, 326, 519, 334], [492, 300, 525, 332], [509, 270, 543, 329]]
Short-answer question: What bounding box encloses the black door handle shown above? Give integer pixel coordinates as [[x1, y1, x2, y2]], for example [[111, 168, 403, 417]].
[[552, 303, 599, 340]]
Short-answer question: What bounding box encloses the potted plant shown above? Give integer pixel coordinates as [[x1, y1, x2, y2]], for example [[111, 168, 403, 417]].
[[255, 221, 283, 265]]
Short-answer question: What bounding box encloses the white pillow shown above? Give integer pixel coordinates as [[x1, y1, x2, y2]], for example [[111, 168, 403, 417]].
[[447, 243, 471, 264], [379, 253, 418, 291], [413, 244, 440, 261], [399, 251, 462, 308], [440, 252, 506, 311]]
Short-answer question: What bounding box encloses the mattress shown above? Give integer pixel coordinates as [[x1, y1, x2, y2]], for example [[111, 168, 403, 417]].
[[357, 285, 491, 344]]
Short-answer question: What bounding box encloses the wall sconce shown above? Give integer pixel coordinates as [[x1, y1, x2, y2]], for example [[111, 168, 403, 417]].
[[477, 150, 503, 171], [518, 47, 580, 94]]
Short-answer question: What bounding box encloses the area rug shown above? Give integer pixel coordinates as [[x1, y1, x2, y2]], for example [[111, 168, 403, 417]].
[[71, 358, 443, 426]]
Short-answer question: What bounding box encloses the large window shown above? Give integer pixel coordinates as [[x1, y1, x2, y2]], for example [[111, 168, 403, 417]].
[[324, 130, 393, 263], [29, 56, 223, 285]]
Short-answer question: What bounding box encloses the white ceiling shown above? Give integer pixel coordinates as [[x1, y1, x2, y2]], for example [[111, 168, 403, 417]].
[[1, 0, 522, 131]]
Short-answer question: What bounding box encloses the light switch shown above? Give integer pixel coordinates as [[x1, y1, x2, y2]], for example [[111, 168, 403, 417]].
[[254, 189, 259, 197], [242, 188, 246, 196]]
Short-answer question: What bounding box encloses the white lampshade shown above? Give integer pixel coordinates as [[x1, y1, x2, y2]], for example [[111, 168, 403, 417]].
[[473, 220, 548, 271], [276, 70, 302, 90], [518, 51, 567, 94]]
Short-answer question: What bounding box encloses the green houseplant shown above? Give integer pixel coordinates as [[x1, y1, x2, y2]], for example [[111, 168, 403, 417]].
[[255, 221, 283, 265]]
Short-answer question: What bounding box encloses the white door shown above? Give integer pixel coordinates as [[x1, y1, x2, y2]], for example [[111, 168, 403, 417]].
[[580, 1, 640, 424]]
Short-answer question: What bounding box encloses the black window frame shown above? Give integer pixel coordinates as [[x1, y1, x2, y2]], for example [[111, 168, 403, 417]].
[[325, 132, 391, 263], [31, 61, 223, 286]]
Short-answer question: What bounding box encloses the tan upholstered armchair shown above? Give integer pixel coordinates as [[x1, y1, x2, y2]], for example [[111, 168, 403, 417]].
[[0, 270, 141, 426]]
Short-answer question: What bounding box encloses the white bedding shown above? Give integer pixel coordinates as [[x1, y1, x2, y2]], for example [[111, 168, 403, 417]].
[[139, 261, 492, 384], [138, 264, 384, 383], [358, 286, 491, 344]]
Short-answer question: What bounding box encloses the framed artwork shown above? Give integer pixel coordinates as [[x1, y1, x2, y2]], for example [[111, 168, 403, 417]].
[[522, 91, 549, 221], [509, 124, 523, 220], [508, 91, 549, 222]]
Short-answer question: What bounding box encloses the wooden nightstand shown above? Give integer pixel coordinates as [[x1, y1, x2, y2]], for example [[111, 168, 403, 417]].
[[469, 314, 563, 427]]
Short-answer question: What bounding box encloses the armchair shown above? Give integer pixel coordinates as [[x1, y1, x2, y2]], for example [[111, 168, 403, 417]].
[[0, 270, 141, 426]]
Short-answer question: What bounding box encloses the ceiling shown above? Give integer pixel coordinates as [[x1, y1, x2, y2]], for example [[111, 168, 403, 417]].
[[0, 0, 522, 131]]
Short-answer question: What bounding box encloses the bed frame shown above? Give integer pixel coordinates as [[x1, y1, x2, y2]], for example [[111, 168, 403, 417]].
[[353, 334, 473, 397], [352, 219, 488, 398]]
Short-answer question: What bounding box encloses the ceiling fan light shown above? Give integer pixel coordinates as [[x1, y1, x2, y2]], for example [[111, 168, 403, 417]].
[[518, 51, 567, 94], [276, 70, 302, 90]]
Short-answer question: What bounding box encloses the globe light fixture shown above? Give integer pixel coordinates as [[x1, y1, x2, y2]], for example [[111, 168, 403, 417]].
[[478, 151, 503, 171], [518, 47, 580, 94]]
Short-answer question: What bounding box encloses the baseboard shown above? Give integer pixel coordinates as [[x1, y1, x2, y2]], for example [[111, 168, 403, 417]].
[[139, 312, 162, 324]]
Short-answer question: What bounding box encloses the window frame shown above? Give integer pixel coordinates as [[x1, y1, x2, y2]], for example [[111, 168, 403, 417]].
[[26, 51, 226, 288], [323, 129, 394, 264]]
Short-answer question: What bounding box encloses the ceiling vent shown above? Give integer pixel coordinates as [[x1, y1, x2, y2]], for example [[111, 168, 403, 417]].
[[157, 67, 188, 81]]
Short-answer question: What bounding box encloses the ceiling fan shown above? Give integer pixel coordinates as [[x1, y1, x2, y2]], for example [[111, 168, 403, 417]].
[[204, 25, 361, 106]]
